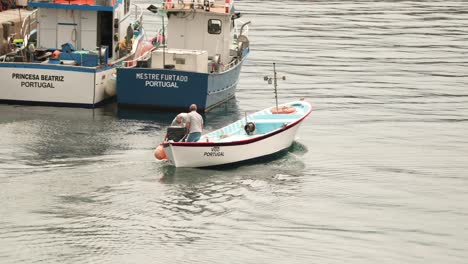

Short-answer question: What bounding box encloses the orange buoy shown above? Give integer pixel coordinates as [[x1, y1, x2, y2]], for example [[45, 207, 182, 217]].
[[154, 144, 167, 160], [52, 50, 61, 59], [271, 105, 296, 114]]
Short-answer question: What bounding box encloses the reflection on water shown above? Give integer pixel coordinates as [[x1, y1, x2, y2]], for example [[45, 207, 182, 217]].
[[0, 106, 119, 174], [3, 160, 307, 262]]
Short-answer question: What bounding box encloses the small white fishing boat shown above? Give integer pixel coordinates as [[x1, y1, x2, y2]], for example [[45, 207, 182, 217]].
[[157, 100, 312, 168]]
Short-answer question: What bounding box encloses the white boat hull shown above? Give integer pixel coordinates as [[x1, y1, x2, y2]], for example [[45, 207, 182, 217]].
[[164, 121, 304, 168], [0, 64, 113, 107]]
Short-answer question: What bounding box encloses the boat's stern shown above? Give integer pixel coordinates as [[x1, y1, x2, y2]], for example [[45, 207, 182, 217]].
[[117, 67, 209, 111]]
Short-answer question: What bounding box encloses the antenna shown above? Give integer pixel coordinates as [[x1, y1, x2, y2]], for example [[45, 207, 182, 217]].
[[263, 63, 286, 111], [147, 4, 167, 68], [162, 14, 166, 68]]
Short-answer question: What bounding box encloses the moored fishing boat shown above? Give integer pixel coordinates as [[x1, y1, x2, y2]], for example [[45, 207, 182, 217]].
[[157, 100, 312, 168], [116, 0, 251, 112], [0, 0, 146, 108]]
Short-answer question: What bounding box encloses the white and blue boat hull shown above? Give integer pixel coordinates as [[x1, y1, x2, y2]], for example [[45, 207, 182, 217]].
[[116, 57, 245, 112]]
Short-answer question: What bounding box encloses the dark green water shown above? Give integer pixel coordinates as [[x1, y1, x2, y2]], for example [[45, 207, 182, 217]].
[[1, 0, 467, 263]]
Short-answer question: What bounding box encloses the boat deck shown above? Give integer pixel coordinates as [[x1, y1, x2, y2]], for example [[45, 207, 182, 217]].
[[0, 9, 34, 56], [200, 102, 310, 143]]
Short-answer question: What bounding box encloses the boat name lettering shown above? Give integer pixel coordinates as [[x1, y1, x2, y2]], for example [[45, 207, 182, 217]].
[[144, 81, 180, 88], [136, 73, 189, 82], [12, 73, 65, 89], [211, 146, 220, 151], [136, 73, 189, 89], [12, 73, 64, 82], [20, 82, 55, 88], [204, 146, 224, 157]]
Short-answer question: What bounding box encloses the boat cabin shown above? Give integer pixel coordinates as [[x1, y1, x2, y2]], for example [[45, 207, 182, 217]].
[[23, 0, 141, 65], [151, 0, 248, 73]]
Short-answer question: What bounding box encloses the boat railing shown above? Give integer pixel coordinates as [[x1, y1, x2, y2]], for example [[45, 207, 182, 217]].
[[28, 0, 116, 6], [238, 20, 250, 37], [224, 59, 237, 71], [133, 3, 144, 26], [162, 0, 233, 12], [116, 47, 154, 68], [21, 9, 38, 39], [232, 20, 249, 49]]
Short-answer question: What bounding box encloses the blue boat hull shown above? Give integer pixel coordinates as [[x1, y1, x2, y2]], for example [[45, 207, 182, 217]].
[[116, 58, 246, 112]]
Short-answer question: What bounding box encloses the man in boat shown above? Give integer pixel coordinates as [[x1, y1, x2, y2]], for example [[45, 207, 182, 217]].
[[171, 113, 188, 127], [186, 104, 204, 142], [164, 113, 188, 142]]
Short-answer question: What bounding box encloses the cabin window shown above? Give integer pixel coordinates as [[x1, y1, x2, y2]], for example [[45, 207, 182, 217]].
[[208, 19, 222, 34]]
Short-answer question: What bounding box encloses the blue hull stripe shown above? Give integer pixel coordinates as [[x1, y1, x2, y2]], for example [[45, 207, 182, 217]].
[[28, 2, 115, 11], [0, 63, 112, 73]]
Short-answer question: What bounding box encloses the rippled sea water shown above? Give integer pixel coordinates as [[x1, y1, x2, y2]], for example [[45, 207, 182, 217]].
[[1, 1, 468, 263]]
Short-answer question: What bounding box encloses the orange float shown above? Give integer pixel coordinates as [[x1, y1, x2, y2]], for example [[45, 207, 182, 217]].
[[154, 144, 167, 160], [271, 106, 296, 114], [52, 50, 61, 59]]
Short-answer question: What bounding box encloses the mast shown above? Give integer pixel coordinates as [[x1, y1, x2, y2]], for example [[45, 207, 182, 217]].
[[264, 62, 286, 111]]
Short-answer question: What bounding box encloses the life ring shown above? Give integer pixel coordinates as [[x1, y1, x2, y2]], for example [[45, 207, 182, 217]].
[[244, 122, 256, 135], [271, 106, 296, 114]]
